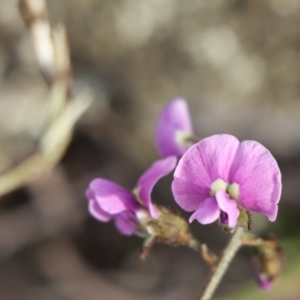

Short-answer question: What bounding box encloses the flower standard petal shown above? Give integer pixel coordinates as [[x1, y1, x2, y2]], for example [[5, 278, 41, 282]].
[[136, 156, 177, 218], [215, 190, 239, 228], [189, 198, 220, 224], [229, 141, 282, 221], [89, 179, 138, 214], [172, 134, 240, 211], [155, 98, 193, 157]]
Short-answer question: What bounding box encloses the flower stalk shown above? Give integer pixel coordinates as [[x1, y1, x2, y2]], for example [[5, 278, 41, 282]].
[[198, 226, 245, 300]]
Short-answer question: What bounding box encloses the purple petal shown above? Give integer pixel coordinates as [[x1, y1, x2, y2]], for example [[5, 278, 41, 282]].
[[88, 199, 113, 222], [229, 141, 282, 221], [114, 212, 137, 236], [86, 188, 95, 201], [172, 134, 239, 211], [220, 211, 229, 224], [215, 190, 239, 228], [137, 156, 177, 218], [257, 276, 272, 290], [88, 179, 138, 214], [155, 98, 193, 157], [189, 197, 220, 224]]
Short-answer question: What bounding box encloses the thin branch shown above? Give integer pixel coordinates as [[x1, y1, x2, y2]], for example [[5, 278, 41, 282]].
[[0, 0, 91, 198], [198, 226, 245, 300]]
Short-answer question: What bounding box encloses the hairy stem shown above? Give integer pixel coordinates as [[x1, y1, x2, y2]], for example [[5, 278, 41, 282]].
[[198, 226, 245, 300]]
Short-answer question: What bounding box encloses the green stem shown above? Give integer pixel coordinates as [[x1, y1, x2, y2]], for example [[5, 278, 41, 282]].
[[198, 226, 245, 300]]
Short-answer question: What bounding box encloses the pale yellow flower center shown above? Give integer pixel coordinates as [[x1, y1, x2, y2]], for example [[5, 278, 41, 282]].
[[210, 179, 239, 201], [175, 130, 193, 147]]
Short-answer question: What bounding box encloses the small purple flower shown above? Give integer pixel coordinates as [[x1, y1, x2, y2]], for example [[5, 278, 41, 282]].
[[155, 98, 193, 157], [256, 274, 273, 290], [86, 156, 177, 235], [172, 134, 282, 228], [252, 236, 282, 291], [253, 256, 274, 291]]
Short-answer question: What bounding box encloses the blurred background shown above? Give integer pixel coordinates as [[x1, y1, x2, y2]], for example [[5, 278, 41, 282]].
[[0, 0, 300, 299]]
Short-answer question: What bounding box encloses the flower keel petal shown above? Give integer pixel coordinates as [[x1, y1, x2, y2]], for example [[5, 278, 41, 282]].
[[215, 190, 239, 228], [114, 212, 137, 236], [88, 199, 113, 222]]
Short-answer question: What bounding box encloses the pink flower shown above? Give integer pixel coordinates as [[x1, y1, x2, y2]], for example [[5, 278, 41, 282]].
[[86, 156, 177, 235], [172, 134, 282, 228], [155, 98, 193, 157]]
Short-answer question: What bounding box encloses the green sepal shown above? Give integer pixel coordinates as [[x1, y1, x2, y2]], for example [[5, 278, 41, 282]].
[[238, 209, 252, 230]]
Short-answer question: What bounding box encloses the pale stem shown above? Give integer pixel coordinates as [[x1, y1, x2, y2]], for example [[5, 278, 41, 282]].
[[198, 226, 245, 300], [188, 239, 218, 268]]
